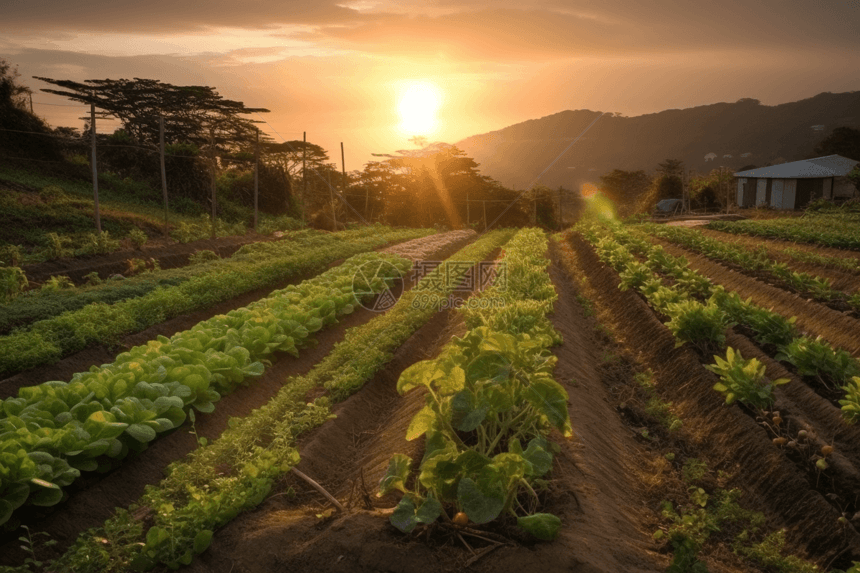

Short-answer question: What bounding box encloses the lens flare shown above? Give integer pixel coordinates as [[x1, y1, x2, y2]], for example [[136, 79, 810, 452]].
[[397, 80, 442, 136]]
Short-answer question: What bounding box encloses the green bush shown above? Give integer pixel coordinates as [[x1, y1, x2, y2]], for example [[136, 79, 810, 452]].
[[1, 265, 28, 302], [128, 227, 148, 248]]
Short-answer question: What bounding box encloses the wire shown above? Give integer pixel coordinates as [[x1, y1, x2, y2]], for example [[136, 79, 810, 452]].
[[31, 101, 87, 108]]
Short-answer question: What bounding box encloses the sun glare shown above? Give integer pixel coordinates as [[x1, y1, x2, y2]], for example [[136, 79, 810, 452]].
[[397, 80, 442, 136]]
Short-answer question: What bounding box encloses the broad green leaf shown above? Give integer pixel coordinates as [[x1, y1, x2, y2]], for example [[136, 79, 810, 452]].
[[193, 530, 213, 554], [30, 486, 63, 507], [126, 423, 157, 443], [406, 406, 435, 441], [4, 482, 29, 510], [146, 526, 170, 548], [457, 477, 504, 525], [397, 361, 438, 394], [389, 496, 418, 533], [451, 390, 489, 432], [415, 494, 442, 524], [378, 454, 411, 496], [524, 378, 571, 436], [522, 437, 554, 477], [0, 500, 12, 526], [517, 513, 561, 540]]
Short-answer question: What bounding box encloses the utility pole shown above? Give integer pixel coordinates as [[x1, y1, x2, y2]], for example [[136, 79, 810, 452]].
[[533, 190, 537, 226], [209, 125, 217, 239], [28, 93, 33, 114], [558, 188, 564, 228], [253, 128, 259, 231], [90, 97, 102, 233], [483, 200, 487, 232], [328, 170, 337, 230], [340, 142, 347, 222], [302, 131, 307, 223], [159, 117, 169, 231], [466, 191, 470, 227]]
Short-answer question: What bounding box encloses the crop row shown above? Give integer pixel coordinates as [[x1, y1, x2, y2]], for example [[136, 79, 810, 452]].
[[0, 229, 330, 334], [0, 229, 329, 336], [707, 213, 860, 250], [30, 228, 515, 572], [640, 223, 860, 311], [0, 251, 413, 527], [380, 228, 570, 541], [579, 221, 860, 421], [0, 225, 432, 378]]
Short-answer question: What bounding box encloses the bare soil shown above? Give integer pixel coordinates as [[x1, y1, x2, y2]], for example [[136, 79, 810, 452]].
[[565, 231, 860, 569]]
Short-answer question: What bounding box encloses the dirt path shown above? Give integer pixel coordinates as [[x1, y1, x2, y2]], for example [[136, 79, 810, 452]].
[[566, 231, 860, 569], [653, 239, 860, 357]]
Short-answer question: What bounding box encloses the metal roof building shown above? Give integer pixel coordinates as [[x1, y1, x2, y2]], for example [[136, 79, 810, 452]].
[[734, 155, 858, 209]]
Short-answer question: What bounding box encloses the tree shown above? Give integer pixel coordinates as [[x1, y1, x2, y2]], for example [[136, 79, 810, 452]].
[[813, 127, 860, 161], [0, 60, 63, 162], [35, 77, 269, 151], [689, 168, 735, 211], [598, 169, 651, 216]]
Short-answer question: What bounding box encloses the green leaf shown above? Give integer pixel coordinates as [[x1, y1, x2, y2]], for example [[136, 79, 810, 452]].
[[390, 496, 418, 533], [4, 482, 30, 510], [126, 423, 157, 443], [405, 406, 435, 441], [145, 526, 170, 548], [451, 390, 489, 432], [522, 437, 554, 477], [415, 494, 442, 524], [30, 486, 64, 507], [378, 454, 412, 496], [0, 500, 12, 526], [524, 378, 571, 436], [397, 361, 437, 394], [193, 530, 213, 554], [457, 477, 504, 525], [517, 513, 561, 541]]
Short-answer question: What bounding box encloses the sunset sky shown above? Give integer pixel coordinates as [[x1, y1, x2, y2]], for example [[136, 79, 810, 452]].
[[2, 0, 859, 171]]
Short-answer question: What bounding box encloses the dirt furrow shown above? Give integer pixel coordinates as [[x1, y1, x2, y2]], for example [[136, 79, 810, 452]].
[[654, 239, 860, 357], [696, 227, 860, 294], [568, 231, 860, 568]]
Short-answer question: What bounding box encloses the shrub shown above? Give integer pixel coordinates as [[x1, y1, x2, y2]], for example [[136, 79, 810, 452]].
[[128, 227, 148, 249], [80, 231, 121, 256], [1, 266, 28, 302], [41, 275, 74, 292], [188, 250, 220, 265]]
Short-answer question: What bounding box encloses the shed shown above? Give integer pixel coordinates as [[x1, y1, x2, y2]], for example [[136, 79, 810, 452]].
[[734, 155, 858, 209]]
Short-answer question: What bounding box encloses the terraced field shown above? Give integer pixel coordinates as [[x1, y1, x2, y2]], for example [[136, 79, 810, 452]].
[[4, 219, 860, 573]]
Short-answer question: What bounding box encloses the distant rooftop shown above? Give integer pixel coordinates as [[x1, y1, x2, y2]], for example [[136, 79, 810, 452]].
[[734, 155, 858, 179]]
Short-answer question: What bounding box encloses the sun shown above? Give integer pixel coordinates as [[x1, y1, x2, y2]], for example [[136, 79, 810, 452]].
[[397, 80, 442, 137]]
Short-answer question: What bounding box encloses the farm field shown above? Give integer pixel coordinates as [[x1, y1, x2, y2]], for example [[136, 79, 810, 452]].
[[4, 217, 860, 573]]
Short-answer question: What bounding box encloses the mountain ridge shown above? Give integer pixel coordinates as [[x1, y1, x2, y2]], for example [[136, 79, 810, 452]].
[[455, 92, 860, 190]]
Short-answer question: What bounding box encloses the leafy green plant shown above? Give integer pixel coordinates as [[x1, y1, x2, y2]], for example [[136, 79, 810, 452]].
[[188, 250, 219, 265], [381, 230, 567, 541], [44, 232, 72, 259], [706, 347, 789, 409], [1, 266, 28, 302], [665, 300, 733, 353], [83, 271, 103, 286], [81, 231, 121, 256], [776, 336, 860, 388], [128, 228, 148, 249], [839, 377, 860, 423], [1, 244, 22, 267], [41, 275, 74, 291]]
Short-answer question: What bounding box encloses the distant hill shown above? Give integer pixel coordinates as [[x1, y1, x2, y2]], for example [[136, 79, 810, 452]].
[[456, 92, 860, 191]]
